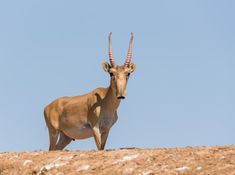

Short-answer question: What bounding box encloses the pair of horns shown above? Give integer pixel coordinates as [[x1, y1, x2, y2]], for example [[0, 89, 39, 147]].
[[109, 32, 133, 68]]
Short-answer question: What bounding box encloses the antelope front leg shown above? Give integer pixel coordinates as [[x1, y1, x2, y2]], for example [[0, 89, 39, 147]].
[[92, 126, 102, 150], [101, 129, 110, 150]]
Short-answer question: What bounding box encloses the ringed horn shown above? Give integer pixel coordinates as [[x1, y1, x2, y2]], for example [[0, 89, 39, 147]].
[[108, 32, 134, 68], [124, 32, 134, 68], [108, 32, 116, 67]]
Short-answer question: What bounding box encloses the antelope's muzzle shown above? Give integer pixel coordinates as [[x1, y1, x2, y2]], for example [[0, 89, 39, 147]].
[[117, 96, 125, 99], [116, 87, 126, 100]]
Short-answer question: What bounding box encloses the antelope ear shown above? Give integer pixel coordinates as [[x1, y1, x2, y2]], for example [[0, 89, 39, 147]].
[[128, 63, 136, 73], [102, 62, 111, 72]]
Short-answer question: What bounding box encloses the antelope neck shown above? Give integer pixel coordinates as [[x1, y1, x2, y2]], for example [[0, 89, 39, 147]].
[[104, 86, 121, 112]]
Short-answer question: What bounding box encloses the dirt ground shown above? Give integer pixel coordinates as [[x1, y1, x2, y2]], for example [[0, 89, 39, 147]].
[[0, 146, 235, 175]]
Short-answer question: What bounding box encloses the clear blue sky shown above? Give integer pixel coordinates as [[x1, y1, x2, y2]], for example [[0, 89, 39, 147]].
[[0, 0, 234, 152]]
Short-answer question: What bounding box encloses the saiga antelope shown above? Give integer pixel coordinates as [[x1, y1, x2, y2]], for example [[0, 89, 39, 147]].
[[44, 33, 136, 151]]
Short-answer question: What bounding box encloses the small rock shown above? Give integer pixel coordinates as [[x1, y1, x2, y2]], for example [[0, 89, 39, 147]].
[[23, 160, 33, 166], [113, 154, 139, 164], [77, 165, 90, 172], [123, 154, 139, 161], [196, 166, 202, 171], [175, 166, 191, 171], [142, 170, 153, 175]]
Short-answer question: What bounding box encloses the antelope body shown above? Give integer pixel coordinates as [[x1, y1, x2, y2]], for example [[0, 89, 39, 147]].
[[44, 33, 136, 151]]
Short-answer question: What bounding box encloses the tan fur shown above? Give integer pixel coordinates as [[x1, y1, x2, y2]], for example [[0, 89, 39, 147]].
[[44, 33, 136, 151], [44, 64, 136, 151]]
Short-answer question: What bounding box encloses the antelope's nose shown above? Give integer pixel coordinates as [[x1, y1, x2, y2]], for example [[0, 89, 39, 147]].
[[117, 96, 125, 99]]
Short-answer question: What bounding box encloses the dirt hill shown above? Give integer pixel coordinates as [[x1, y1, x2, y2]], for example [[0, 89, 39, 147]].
[[0, 146, 235, 175]]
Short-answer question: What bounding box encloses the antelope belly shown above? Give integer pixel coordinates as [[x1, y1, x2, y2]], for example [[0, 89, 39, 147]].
[[64, 123, 93, 140]]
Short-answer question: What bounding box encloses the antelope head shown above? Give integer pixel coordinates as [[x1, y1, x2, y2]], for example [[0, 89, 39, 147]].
[[102, 32, 136, 99]]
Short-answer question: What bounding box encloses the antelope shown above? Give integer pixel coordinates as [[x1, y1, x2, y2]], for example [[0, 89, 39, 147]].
[[44, 33, 136, 151]]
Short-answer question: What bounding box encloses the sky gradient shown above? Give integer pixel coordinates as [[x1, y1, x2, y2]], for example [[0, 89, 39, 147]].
[[0, 0, 234, 152]]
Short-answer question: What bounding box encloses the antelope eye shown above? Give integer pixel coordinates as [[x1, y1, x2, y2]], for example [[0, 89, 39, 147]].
[[127, 73, 130, 77], [110, 73, 114, 77]]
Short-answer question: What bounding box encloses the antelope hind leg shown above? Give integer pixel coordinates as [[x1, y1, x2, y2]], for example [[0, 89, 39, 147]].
[[55, 131, 72, 150], [48, 128, 59, 151]]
